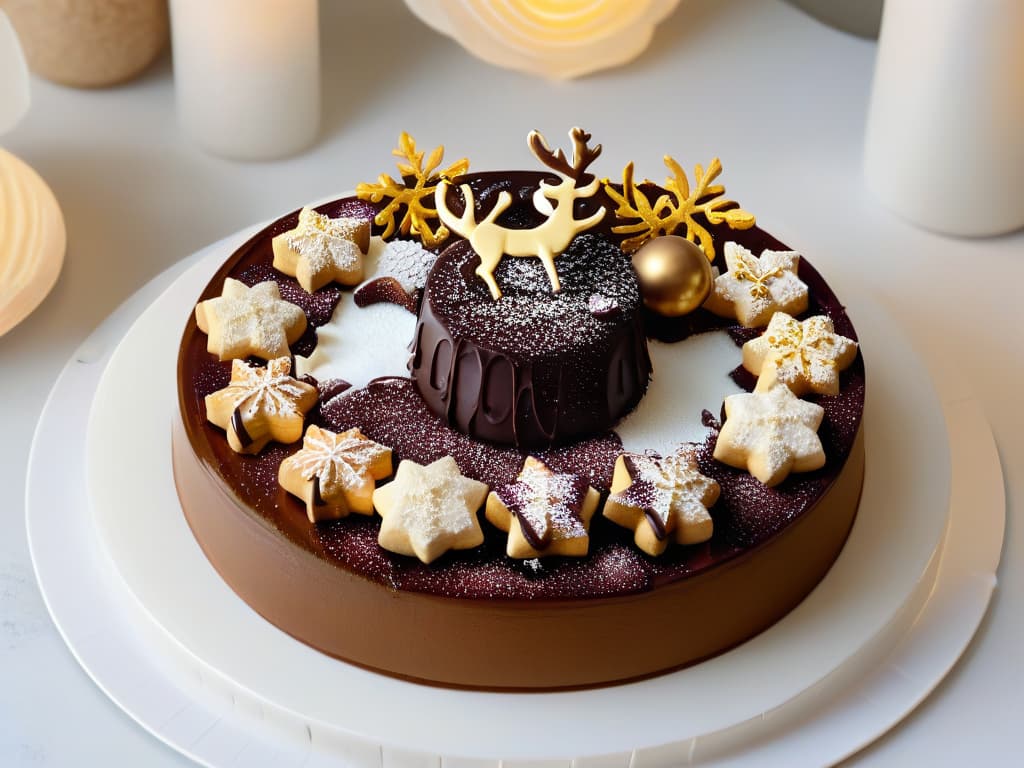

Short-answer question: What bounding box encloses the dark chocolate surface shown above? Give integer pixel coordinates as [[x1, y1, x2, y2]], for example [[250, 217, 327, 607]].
[[177, 176, 865, 601]]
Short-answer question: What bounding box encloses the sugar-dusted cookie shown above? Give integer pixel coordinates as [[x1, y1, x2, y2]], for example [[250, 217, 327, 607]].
[[742, 312, 858, 396], [373, 456, 488, 564], [485, 456, 600, 559], [272, 206, 371, 293], [205, 357, 317, 454], [714, 365, 826, 486], [604, 446, 719, 556], [195, 278, 307, 361], [704, 241, 808, 327], [279, 425, 392, 523]]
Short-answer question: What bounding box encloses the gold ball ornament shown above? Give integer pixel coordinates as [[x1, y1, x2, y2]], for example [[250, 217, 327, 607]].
[[631, 236, 714, 317]]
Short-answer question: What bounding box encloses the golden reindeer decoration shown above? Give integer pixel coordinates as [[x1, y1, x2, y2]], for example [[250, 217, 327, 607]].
[[435, 128, 606, 300]]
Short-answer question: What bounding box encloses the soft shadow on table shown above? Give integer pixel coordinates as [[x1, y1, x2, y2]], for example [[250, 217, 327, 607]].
[[624, 0, 749, 75]]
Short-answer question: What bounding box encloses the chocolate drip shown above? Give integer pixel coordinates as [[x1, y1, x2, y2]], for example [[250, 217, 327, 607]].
[[622, 455, 668, 542], [515, 510, 548, 550], [644, 509, 669, 541], [230, 406, 253, 448], [312, 474, 325, 507]]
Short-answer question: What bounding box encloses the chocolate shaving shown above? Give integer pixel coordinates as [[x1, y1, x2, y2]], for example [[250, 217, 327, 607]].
[[318, 377, 352, 403], [701, 409, 721, 431], [354, 277, 420, 314]]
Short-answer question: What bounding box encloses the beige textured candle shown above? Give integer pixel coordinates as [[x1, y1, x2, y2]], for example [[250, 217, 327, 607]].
[[1, 0, 168, 88]]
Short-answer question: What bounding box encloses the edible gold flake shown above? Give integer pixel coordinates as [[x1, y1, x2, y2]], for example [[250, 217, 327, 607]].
[[356, 132, 469, 249], [603, 156, 755, 257]]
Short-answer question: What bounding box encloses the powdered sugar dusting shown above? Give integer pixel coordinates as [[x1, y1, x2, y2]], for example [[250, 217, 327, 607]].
[[319, 377, 622, 492], [498, 461, 589, 545], [427, 234, 641, 359], [376, 456, 486, 563], [286, 208, 363, 272]]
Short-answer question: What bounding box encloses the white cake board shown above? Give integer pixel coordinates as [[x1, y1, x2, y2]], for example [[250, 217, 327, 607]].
[[88, 240, 952, 758], [26, 229, 1004, 767]]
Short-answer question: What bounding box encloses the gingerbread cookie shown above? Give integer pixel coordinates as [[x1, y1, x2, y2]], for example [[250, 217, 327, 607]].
[[205, 357, 317, 454], [604, 446, 719, 556], [194, 278, 307, 361], [713, 365, 826, 486], [279, 425, 392, 523], [373, 456, 489, 564], [742, 311, 858, 396], [272, 206, 370, 293], [704, 242, 807, 327], [485, 457, 600, 559]]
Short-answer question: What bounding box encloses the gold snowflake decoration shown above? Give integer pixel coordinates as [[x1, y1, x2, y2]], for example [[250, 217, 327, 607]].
[[356, 132, 469, 249], [603, 156, 756, 257]]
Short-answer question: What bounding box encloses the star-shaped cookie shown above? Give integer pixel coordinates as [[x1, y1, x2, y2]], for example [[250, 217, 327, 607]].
[[704, 242, 808, 327], [743, 312, 858, 396], [373, 456, 489, 564], [272, 206, 371, 293], [195, 278, 307, 361], [713, 366, 826, 486], [279, 425, 393, 523], [485, 456, 600, 559], [205, 357, 318, 454], [603, 446, 719, 556]]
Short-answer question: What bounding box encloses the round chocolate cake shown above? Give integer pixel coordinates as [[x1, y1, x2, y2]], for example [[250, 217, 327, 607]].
[[173, 131, 865, 689], [412, 233, 651, 448]]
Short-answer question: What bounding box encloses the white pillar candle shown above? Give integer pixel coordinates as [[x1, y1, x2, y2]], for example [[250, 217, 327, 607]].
[[0, 10, 30, 135], [864, 0, 1024, 236], [169, 0, 320, 160]]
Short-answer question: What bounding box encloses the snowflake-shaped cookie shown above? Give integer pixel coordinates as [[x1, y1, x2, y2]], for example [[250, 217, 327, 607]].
[[205, 357, 318, 454], [604, 446, 720, 556], [194, 278, 307, 361], [704, 242, 808, 327], [373, 456, 489, 564], [272, 206, 371, 293], [485, 456, 600, 559], [713, 366, 826, 486], [278, 425, 393, 523], [743, 312, 858, 396]]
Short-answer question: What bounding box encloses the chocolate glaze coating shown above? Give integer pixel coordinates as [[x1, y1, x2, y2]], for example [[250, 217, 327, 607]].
[[410, 233, 652, 448]]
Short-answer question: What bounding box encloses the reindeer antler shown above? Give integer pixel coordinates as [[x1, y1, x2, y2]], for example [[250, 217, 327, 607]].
[[528, 127, 602, 184]]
